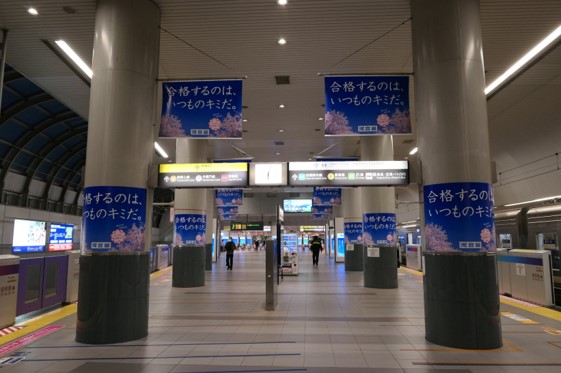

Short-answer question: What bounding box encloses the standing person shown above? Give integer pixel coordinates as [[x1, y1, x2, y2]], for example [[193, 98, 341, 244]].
[[310, 235, 323, 266], [225, 237, 235, 270]]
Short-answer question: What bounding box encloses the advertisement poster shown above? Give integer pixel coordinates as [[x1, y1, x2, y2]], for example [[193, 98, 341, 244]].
[[313, 187, 341, 205], [423, 182, 495, 252], [12, 219, 46, 254], [48, 223, 74, 252], [215, 189, 243, 206], [344, 221, 363, 243], [174, 213, 206, 246], [324, 76, 411, 136], [82, 186, 147, 253], [160, 80, 243, 138], [362, 213, 397, 246], [312, 205, 333, 215], [218, 206, 238, 218]]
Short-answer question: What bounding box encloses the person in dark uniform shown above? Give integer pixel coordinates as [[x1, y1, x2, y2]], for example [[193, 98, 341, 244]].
[[310, 235, 323, 266], [225, 237, 235, 270]]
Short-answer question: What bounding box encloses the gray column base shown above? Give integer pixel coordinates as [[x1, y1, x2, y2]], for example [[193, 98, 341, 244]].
[[345, 243, 364, 271], [172, 246, 205, 287], [424, 253, 502, 349], [364, 246, 398, 288], [205, 243, 212, 271], [76, 252, 149, 344]]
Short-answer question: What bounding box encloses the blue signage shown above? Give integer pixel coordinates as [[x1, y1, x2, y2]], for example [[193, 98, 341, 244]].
[[218, 206, 238, 218], [324, 76, 410, 135], [160, 80, 243, 138], [313, 187, 341, 205], [82, 186, 147, 253], [312, 205, 333, 215], [423, 182, 495, 253], [344, 221, 363, 244], [312, 214, 329, 220], [363, 213, 397, 246], [48, 223, 74, 252], [174, 213, 206, 246], [215, 189, 243, 206]]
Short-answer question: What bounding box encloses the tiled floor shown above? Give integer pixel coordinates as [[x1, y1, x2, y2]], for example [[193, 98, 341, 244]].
[[1, 250, 561, 372]]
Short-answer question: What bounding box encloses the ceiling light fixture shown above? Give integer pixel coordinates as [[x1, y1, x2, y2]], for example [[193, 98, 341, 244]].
[[278, 0, 288, 5], [278, 129, 284, 133], [278, 38, 287, 45], [154, 142, 169, 158], [278, 104, 285, 108], [318, 117, 323, 121], [54, 40, 93, 78], [28, 7, 39, 15], [242, 119, 248, 122], [485, 25, 561, 96], [409, 147, 418, 155], [504, 195, 561, 207]]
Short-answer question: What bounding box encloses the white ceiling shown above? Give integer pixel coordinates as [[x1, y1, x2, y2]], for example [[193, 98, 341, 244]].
[[1, 0, 561, 208]]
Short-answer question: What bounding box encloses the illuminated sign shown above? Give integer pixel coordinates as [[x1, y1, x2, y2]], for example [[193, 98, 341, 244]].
[[48, 223, 74, 252], [250, 162, 287, 186], [159, 162, 248, 188], [288, 161, 408, 186], [12, 219, 46, 254], [230, 222, 264, 231]]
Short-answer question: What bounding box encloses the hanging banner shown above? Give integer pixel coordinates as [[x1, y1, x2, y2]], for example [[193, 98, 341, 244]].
[[220, 214, 237, 221], [324, 76, 411, 136], [313, 187, 341, 205], [174, 213, 206, 246], [312, 205, 333, 215], [81, 186, 147, 253], [159, 80, 243, 138], [312, 214, 329, 220], [362, 213, 397, 246], [423, 182, 495, 253], [344, 221, 363, 244], [215, 189, 243, 206], [217, 206, 238, 218]]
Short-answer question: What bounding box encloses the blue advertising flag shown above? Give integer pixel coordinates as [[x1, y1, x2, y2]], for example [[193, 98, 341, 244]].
[[344, 221, 363, 244], [82, 186, 147, 253], [312, 205, 333, 215], [215, 189, 243, 206], [362, 213, 397, 246], [313, 187, 341, 205], [174, 213, 206, 246], [324, 76, 411, 136], [423, 182, 495, 253], [312, 214, 329, 220], [160, 80, 243, 138], [217, 206, 238, 218]]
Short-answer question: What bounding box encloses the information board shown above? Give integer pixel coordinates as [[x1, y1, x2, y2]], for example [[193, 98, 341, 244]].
[[48, 223, 74, 252], [159, 163, 248, 188]]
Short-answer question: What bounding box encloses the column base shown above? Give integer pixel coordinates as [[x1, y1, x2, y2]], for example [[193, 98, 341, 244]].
[[76, 252, 149, 344], [172, 246, 205, 287], [345, 243, 364, 271], [364, 246, 398, 288], [424, 253, 502, 349]]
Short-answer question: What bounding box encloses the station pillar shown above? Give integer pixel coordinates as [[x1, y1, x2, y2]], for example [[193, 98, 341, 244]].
[[361, 136, 398, 288], [341, 188, 362, 266], [411, 0, 501, 349], [76, 0, 160, 344], [172, 138, 208, 287]]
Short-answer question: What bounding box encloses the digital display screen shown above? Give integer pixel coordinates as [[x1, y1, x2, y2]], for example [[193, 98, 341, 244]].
[[48, 223, 74, 252], [250, 162, 287, 186], [283, 199, 313, 213], [12, 219, 47, 254]]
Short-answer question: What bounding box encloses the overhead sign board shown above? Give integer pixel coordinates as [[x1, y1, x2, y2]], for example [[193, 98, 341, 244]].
[[288, 161, 409, 186], [249, 162, 287, 186], [159, 163, 248, 188], [230, 222, 264, 231]]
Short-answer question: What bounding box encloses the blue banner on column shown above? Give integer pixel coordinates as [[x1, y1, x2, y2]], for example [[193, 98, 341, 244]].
[[160, 80, 243, 138], [174, 213, 206, 246], [324, 76, 411, 136], [344, 222, 363, 244], [312, 205, 333, 215], [423, 182, 495, 252], [215, 189, 243, 206], [82, 186, 147, 253], [362, 213, 397, 246], [313, 187, 341, 205]]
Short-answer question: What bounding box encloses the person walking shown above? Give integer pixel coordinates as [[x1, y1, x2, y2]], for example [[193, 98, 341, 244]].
[[225, 237, 235, 270], [310, 235, 323, 266]]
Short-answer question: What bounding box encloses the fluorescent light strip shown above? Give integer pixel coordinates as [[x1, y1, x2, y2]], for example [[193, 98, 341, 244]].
[[55, 40, 93, 79], [154, 142, 169, 158], [408, 147, 418, 155], [504, 195, 561, 207], [400, 224, 417, 229], [485, 25, 561, 96]]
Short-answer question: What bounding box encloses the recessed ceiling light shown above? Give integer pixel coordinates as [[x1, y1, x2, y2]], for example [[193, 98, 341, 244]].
[[318, 117, 323, 121], [278, 0, 288, 5], [278, 104, 285, 108], [278, 129, 284, 133], [276, 152, 281, 156], [242, 119, 248, 122], [28, 7, 39, 15], [154, 142, 169, 158], [55, 40, 93, 78], [409, 147, 418, 155], [278, 38, 287, 45]]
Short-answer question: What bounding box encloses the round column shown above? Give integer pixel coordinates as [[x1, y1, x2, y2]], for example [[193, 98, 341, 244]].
[[77, 0, 160, 344], [172, 138, 208, 287], [341, 188, 363, 270], [361, 136, 398, 288], [411, 0, 501, 349]]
